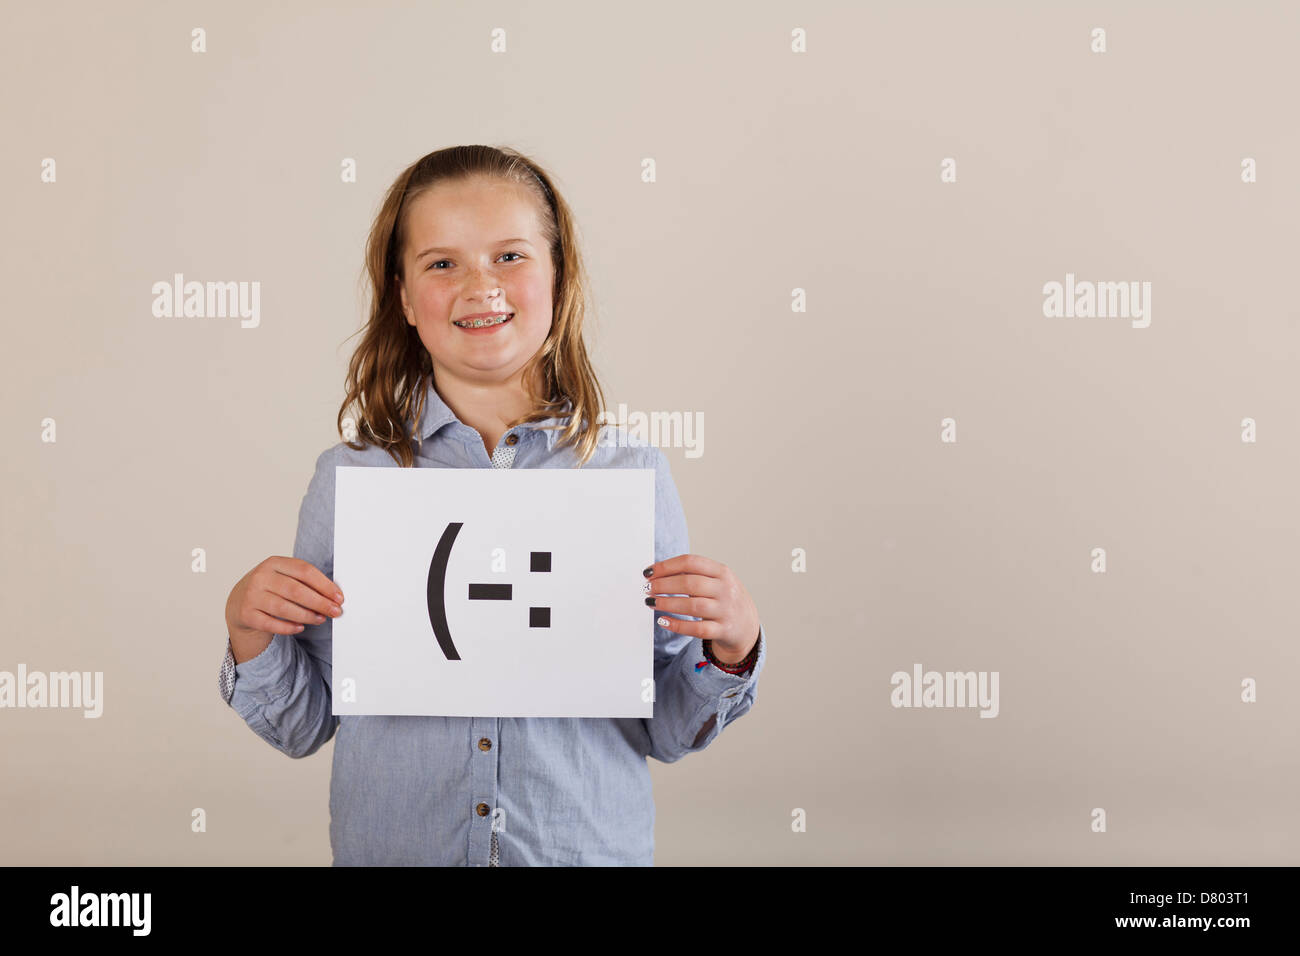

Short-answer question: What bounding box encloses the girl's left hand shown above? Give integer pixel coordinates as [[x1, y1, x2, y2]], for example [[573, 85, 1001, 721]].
[[643, 554, 761, 663]]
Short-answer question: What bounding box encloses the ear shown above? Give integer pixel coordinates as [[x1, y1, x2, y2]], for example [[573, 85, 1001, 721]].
[[397, 275, 413, 325]]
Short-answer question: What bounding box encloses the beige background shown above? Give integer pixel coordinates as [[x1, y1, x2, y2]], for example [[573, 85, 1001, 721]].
[[3, 0, 1298, 865]]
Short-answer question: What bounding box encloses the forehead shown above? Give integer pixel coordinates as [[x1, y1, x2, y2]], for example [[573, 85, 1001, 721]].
[[404, 177, 543, 247]]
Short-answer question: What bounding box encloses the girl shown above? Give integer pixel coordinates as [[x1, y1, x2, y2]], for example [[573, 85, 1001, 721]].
[[219, 145, 767, 866]]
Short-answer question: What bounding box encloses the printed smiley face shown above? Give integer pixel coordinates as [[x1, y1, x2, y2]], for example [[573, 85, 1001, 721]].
[[426, 522, 553, 660]]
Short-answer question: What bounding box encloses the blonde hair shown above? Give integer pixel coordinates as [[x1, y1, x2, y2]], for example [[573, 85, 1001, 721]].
[[338, 144, 606, 467]]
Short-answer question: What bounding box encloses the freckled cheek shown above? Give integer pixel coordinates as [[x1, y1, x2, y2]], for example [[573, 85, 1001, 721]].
[[516, 284, 552, 319], [415, 290, 455, 322]]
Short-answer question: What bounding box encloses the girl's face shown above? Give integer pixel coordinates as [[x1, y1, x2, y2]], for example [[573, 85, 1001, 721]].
[[397, 176, 555, 387]]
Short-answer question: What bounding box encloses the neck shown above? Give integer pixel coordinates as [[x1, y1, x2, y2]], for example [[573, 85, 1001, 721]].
[[434, 365, 539, 455]]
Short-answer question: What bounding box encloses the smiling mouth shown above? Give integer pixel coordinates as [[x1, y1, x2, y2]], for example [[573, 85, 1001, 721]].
[[453, 313, 514, 329]]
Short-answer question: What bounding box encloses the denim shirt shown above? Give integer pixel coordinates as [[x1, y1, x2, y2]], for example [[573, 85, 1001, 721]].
[[218, 383, 767, 865]]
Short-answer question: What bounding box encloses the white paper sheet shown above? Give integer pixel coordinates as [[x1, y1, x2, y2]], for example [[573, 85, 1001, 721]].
[[330, 466, 656, 717]]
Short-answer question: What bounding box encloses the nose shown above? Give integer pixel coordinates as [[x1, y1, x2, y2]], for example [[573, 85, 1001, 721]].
[[463, 270, 504, 304]]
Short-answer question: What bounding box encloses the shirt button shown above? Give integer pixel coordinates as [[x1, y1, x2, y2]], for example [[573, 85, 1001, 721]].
[[476, 802, 491, 817], [505, 433, 519, 445], [478, 737, 492, 751]]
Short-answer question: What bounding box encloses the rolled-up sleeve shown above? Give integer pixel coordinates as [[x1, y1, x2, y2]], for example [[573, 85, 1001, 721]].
[[640, 447, 767, 764], [219, 446, 340, 759]]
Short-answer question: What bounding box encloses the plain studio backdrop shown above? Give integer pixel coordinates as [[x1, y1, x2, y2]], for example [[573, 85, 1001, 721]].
[[2, 0, 1298, 865]]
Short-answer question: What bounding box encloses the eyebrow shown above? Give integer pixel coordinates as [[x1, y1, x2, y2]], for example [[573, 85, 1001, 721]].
[[414, 238, 534, 261]]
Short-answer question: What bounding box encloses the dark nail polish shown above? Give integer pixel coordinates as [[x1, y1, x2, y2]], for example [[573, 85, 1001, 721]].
[[645, 597, 656, 607], [642, 566, 654, 577]]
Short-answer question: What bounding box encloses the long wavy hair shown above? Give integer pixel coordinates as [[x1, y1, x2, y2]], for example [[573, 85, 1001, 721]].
[[338, 145, 606, 467]]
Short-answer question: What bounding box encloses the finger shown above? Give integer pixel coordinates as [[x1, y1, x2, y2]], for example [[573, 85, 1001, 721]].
[[654, 614, 721, 641], [645, 595, 721, 619], [647, 572, 722, 600], [644, 553, 726, 583], [277, 557, 345, 604], [273, 575, 343, 620], [247, 609, 307, 636], [258, 588, 334, 627]]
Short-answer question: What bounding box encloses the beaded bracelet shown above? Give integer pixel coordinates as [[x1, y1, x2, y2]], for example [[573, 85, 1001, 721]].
[[701, 631, 761, 675], [704, 641, 757, 674]]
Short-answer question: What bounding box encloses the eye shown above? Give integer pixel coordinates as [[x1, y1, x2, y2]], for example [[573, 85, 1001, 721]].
[[427, 252, 524, 271]]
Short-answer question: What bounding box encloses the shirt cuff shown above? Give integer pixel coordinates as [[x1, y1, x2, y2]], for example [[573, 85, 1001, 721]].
[[218, 638, 236, 704], [686, 623, 766, 701], [218, 633, 288, 706]]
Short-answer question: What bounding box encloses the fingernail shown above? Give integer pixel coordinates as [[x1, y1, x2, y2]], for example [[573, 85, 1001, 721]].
[[642, 566, 654, 577], [645, 597, 656, 607]]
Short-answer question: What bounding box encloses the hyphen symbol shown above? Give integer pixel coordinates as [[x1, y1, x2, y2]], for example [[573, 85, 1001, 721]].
[[425, 522, 552, 661]]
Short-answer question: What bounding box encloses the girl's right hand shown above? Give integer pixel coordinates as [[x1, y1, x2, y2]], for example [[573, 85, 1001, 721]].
[[225, 556, 345, 663]]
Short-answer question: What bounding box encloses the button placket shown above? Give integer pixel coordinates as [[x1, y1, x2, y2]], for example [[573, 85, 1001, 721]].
[[469, 716, 500, 866], [473, 432, 516, 862]]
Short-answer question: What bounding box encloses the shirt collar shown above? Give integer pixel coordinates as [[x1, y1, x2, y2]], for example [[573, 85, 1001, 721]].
[[412, 380, 574, 447]]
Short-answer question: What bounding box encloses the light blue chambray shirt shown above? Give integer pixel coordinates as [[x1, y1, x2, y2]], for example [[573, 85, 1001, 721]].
[[219, 382, 767, 866]]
